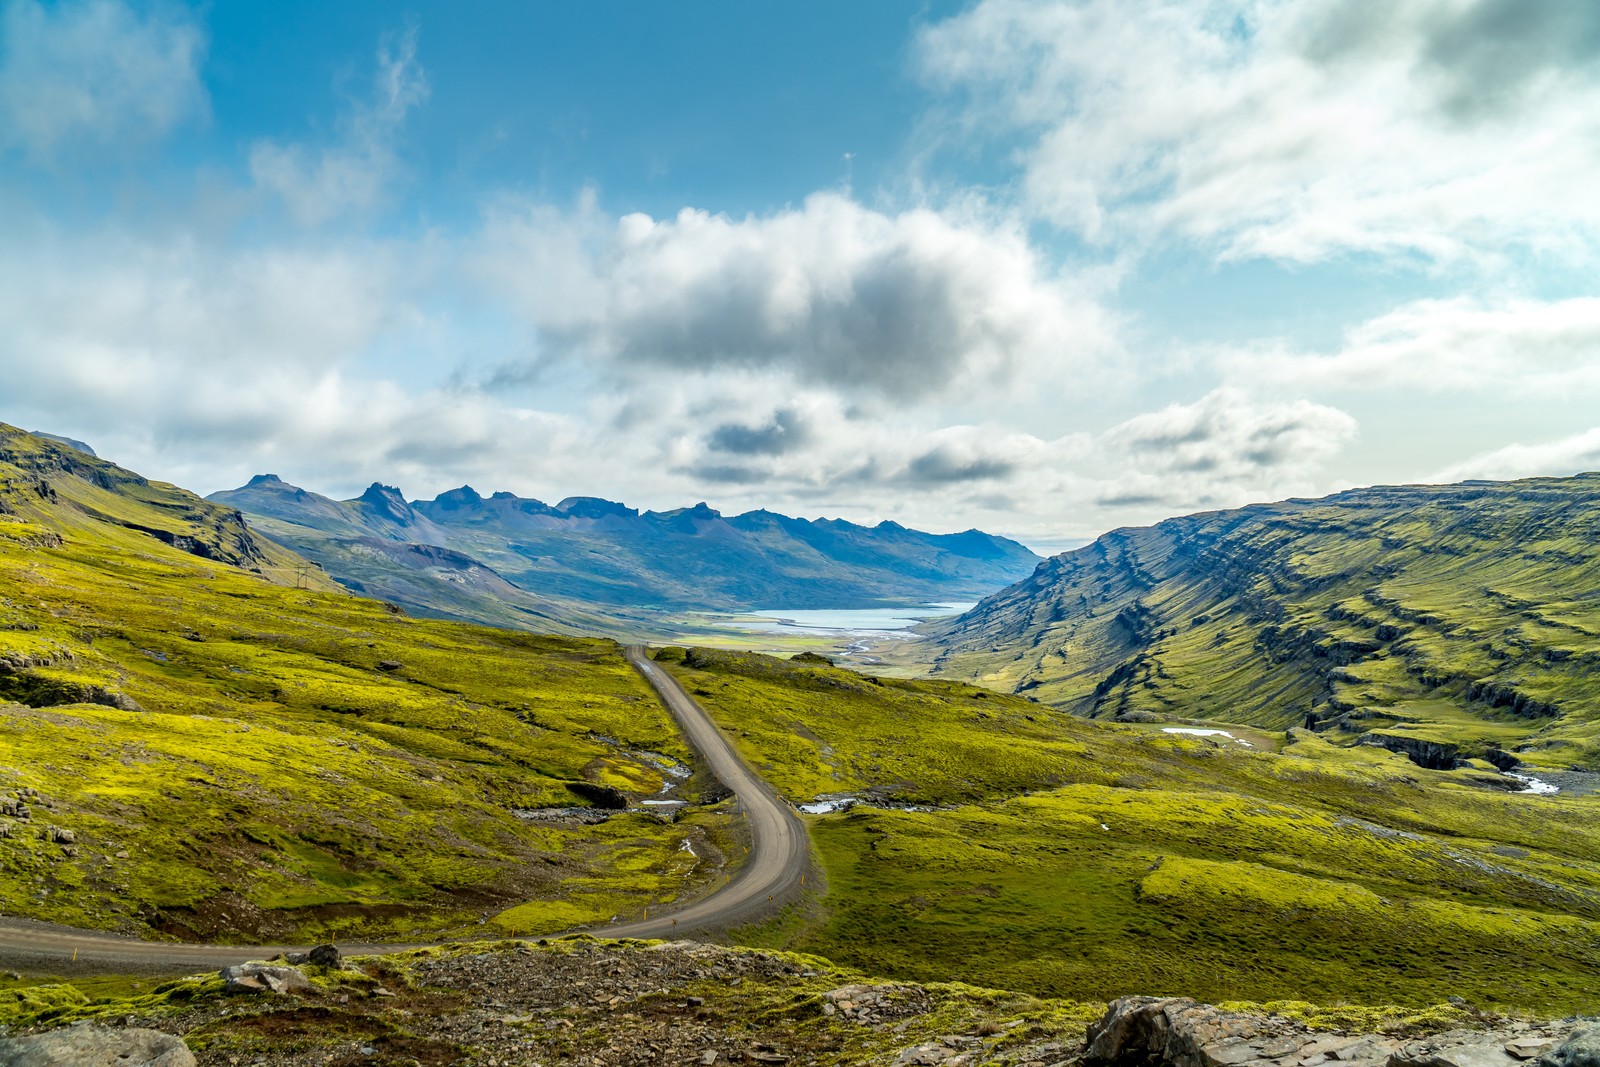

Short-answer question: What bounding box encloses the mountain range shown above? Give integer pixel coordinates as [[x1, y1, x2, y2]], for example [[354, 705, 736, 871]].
[[209, 474, 1040, 633]]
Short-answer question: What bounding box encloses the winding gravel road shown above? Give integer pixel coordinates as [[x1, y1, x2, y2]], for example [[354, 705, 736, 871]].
[[0, 647, 811, 975]]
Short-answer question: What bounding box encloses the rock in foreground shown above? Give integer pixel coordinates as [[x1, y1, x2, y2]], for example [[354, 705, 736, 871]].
[[0, 1023, 194, 1066], [1084, 997, 1597, 1067]]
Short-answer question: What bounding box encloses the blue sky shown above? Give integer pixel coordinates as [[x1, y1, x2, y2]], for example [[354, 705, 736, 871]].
[[4, 0, 1600, 551]]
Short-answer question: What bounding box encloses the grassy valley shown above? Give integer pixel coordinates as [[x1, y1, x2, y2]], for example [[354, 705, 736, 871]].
[[658, 647, 1600, 1014], [0, 424, 735, 943], [7, 425, 1600, 1027], [925, 476, 1600, 776]]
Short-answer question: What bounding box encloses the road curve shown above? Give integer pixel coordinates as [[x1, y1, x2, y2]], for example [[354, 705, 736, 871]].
[[600, 647, 811, 939], [0, 646, 812, 974]]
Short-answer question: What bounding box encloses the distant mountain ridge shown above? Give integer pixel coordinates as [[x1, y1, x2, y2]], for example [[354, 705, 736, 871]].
[[210, 474, 1040, 625]]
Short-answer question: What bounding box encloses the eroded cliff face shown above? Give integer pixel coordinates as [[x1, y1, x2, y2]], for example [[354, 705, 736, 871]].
[[928, 476, 1600, 769]]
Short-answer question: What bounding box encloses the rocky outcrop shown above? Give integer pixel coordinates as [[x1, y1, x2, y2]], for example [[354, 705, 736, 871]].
[[567, 781, 630, 809], [0, 1024, 194, 1066], [1358, 732, 1462, 771], [219, 962, 312, 995], [1082, 997, 1595, 1067]]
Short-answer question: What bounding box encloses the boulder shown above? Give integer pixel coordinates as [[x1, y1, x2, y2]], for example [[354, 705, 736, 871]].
[[0, 1023, 195, 1066], [47, 827, 74, 845], [308, 943, 342, 968], [1085, 997, 1298, 1067], [219, 962, 312, 994], [1390, 1033, 1525, 1067], [1539, 1027, 1600, 1067]]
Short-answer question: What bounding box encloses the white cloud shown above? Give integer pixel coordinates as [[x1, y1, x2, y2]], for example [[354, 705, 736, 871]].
[[478, 191, 1116, 400], [0, 226, 415, 381], [1432, 427, 1600, 483], [249, 25, 429, 225], [917, 0, 1600, 264], [1223, 296, 1600, 393], [1093, 388, 1358, 508], [0, 0, 206, 159]]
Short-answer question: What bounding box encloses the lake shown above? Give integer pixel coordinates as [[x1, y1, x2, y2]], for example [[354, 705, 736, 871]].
[[717, 603, 975, 637]]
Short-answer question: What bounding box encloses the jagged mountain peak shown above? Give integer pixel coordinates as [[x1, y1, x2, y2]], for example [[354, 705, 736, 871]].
[[358, 482, 407, 505]]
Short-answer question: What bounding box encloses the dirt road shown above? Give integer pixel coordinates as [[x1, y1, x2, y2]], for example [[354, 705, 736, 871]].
[[0, 647, 811, 974]]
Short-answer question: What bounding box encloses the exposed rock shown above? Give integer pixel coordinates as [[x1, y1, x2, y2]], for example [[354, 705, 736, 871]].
[[1359, 732, 1461, 771], [375, 659, 403, 672], [0, 1023, 195, 1066], [46, 826, 73, 845], [567, 781, 630, 809], [1081, 997, 1592, 1067], [219, 962, 312, 995], [1086, 996, 1281, 1067], [308, 943, 342, 968], [1391, 1031, 1524, 1067], [1539, 1026, 1600, 1067], [1506, 1039, 1559, 1060]]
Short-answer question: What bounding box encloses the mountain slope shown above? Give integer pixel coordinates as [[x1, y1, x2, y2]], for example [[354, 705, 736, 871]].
[[926, 474, 1600, 772], [0, 423, 731, 942], [210, 476, 1041, 617]]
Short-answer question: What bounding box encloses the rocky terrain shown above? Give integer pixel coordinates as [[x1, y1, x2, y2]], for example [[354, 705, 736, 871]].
[[2, 940, 1595, 1067]]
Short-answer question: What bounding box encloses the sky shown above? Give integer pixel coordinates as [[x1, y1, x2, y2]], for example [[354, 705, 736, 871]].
[[3, 0, 1600, 553]]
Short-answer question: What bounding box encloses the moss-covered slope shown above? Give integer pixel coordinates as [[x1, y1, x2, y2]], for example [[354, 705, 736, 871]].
[[0, 424, 730, 943], [662, 648, 1600, 1015], [927, 475, 1600, 771]]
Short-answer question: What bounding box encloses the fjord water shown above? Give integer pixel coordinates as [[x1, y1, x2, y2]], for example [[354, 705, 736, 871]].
[[719, 603, 975, 636]]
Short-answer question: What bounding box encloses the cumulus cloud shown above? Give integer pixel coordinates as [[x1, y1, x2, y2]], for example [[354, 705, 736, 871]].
[[1093, 389, 1358, 507], [0, 0, 207, 160], [1224, 296, 1600, 394], [1432, 428, 1600, 483], [917, 0, 1600, 263], [249, 25, 429, 225], [479, 191, 1114, 400], [707, 408, 813, 457]]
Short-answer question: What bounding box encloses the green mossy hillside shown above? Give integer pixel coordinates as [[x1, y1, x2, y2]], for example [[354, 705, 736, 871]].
[[927, 476, 1600, 771], [654, 645, 1109, 804], [0, 424, 727, 942], [665, 648, 1600, 1015]]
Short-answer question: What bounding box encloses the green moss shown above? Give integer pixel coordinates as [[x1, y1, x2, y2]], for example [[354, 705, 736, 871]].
[[0, 973, 226, 1029], [669, 647, 1600, 1015]]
